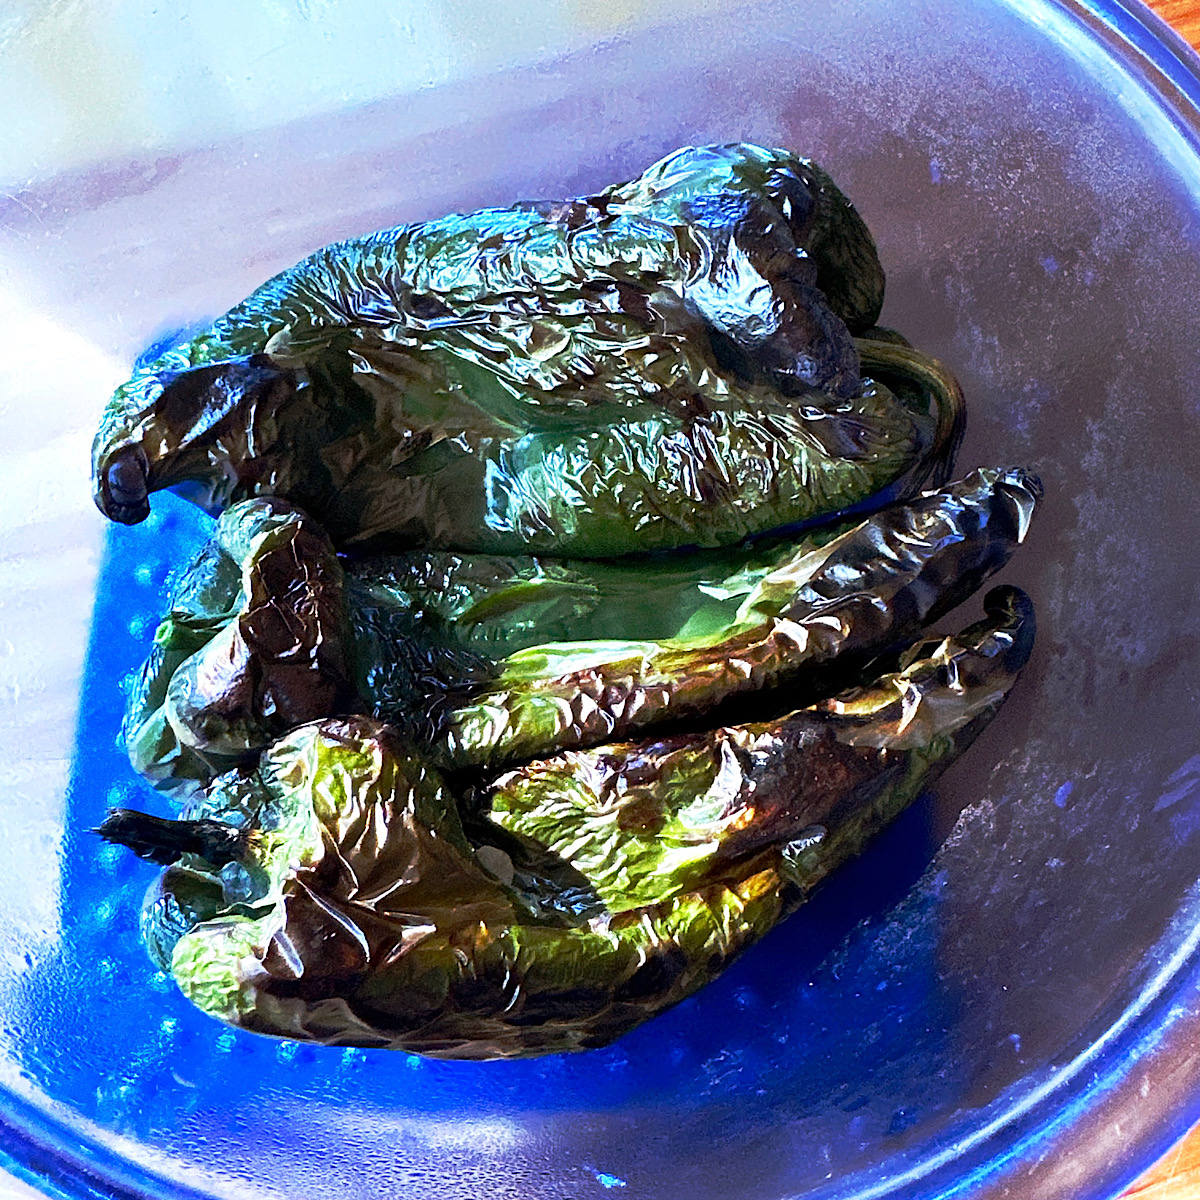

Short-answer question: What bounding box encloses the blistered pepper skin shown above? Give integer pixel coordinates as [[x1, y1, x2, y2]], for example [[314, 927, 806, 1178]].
[[123, 499, 358, 795], [438, 466, 1038, 767], [110, 587, 1032, 1058], [123, 467, 1037, 795], [91, 145, 952, 557]]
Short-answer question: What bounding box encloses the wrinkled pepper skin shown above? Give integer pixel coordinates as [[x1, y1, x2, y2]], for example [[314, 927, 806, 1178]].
[[91, 140, 1038, 1060], [123, 499, 357, 796], [92, 145, 959, 556], [438, 466, 1036, 767], [124, 467, 1037, 794], [113, 587, 1032, 1058]]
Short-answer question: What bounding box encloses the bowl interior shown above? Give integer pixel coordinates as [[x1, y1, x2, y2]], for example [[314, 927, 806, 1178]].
[[2, 2, 1200, 1197]]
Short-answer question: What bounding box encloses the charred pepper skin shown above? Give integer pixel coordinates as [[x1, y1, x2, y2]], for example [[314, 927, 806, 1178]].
[[123, 467, 1038, 795], [92, 145, 942, 556], [437, 466, 1038, 767], [90, 140, 1040, 1061], [106, 588, 1032, 1058], [122, 498, 358, 796], [121, 333, 964, 797]]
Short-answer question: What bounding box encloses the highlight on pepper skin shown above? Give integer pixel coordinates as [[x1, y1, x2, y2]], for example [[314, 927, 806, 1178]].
[[89, 140, 1042, 1059], [97, 585, 1034, 1058], [91, 144, 959, 556]]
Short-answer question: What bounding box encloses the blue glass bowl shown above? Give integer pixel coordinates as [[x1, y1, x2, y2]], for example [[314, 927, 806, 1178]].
[[2, 1, 1200, 1196]]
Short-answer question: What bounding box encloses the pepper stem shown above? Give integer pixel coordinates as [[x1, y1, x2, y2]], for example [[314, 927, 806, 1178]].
[[94, 808, 249, 868]]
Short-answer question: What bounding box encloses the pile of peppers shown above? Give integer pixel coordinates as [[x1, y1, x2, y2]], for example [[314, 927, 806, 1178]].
[[92, 144, 1039, 1059]]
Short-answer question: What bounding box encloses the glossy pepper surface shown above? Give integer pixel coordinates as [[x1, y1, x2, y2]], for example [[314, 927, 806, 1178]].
[[92, 140, 1042, 1061], [124, 467, 1037, 794], [101, 587, 1033, 1058], [92, 145, 959, 555]]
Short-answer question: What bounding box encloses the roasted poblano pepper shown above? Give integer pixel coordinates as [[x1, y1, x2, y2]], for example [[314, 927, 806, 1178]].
[[98, 587, 1033, 1057], [94, 141, 1040, 1058], [92, 145, 962, 555], [124, 467, 1037, 795]]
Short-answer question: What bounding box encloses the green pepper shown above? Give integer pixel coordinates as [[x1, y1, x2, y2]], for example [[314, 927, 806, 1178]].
[[92, 145, 959, 556], [123, 498, 357, 796], [90, 138, 1042, 1060], [98, 585, 1033, 1057], [437, 465, 1036, 767], [124, 467, 1037, 794]]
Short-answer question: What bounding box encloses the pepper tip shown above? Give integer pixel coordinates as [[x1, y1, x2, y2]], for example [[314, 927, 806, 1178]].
[[96, 445, 151, 525]]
